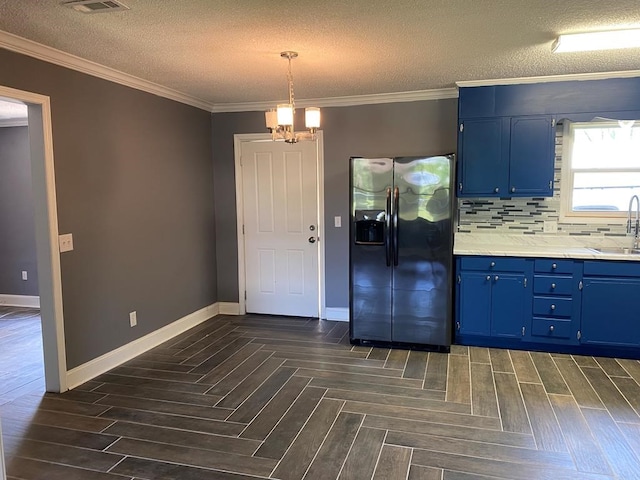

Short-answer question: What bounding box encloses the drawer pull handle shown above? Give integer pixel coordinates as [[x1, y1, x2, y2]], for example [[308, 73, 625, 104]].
[[490, 261, 496, 267], [494, 187, 499, 193], [552, 263, 557, 269], [551, 283, 556, 289], [549, 325, 555, 332], [494, 275, 499, 281], [486, 275, 491, 281], [550, 304, 556, 310]]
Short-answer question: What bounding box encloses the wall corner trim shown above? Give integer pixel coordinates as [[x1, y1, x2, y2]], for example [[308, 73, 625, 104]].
[[0, 294, 40, 308], [325, 307, 349, 322], [0, 30, 213, 112], [66, 302, 220, 389]]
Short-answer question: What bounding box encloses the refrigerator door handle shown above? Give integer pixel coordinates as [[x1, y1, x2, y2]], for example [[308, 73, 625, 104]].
[[385, 187, 392, 266], [393, 186, 399, 266]]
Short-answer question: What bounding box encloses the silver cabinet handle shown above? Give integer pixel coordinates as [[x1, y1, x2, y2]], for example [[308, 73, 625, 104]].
[[552, 263, 557, 269], [549, 325, 555, 332], [551, 283, 556, 289], [550, 304, 556, 310], [494, 275, 499, 281], [486, 275, 491, 281], [490, 261, 496, 267], [510, 187, 516, 193], [494, 187, 499, 193]]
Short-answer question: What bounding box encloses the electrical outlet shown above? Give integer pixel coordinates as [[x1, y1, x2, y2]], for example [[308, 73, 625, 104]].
[[129, 311, 137, 327], [543, 221, 558, 234], [21, 271, 28, 281], [59, 233, 74, 252]]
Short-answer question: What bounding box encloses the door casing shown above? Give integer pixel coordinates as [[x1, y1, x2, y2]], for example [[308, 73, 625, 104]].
[[233, 132, 325, 318]]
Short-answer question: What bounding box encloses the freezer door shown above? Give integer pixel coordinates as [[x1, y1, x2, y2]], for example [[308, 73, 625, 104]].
[[391, 155, 454, 346], [350, 157, 393, 342]]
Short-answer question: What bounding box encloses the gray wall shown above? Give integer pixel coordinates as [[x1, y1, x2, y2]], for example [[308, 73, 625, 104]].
[[0, 126, 39, 296], [0, 49, 217, 369], [212, 99, 458, 308]]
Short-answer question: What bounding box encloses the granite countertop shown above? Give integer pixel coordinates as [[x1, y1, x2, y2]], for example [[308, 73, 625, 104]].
[[454, 233, 640, 262]]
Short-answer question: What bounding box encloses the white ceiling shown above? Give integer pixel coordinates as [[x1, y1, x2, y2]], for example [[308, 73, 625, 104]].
[[0, 0, 640, 109]]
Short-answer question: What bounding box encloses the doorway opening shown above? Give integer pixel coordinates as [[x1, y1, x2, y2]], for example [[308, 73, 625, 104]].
[[0, 85, 67, 395]]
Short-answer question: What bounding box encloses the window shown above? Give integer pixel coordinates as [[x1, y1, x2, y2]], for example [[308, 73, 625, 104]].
[[561, 120, 640, 222]]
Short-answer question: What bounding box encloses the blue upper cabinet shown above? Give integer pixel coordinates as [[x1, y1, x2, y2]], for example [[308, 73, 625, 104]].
[[457, 76, 640, 198], [509, 116, 555, 196], [457, 113, 554, 197], [457, 117, 508, 196]]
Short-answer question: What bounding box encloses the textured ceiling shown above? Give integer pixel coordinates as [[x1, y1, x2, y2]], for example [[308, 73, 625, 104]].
[[0, 0, 640, 108]]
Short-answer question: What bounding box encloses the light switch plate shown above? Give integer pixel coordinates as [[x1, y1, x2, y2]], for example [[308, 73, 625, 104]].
[[59, 233, 74, 252], [334, 216, 342, 228]]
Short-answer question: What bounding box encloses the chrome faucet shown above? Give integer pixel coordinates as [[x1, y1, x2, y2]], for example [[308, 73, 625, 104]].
[[628, 195, 640, 249]]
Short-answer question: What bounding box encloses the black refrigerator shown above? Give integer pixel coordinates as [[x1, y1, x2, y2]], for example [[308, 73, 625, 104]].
[[349, 155, 455, 350]]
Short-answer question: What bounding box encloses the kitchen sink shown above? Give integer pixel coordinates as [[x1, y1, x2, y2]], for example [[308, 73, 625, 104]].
[[589, 247, 640, 255]]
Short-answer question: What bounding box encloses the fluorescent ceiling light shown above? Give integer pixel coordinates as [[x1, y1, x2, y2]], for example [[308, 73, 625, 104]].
[[552, 28, 640, 53]]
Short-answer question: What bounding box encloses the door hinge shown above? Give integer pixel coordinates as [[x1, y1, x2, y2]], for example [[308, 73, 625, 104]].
[[578, 280, 583, 290], [523, 277, 527, 288], [522, 326, 526, 336], [242, 224, 245, 235], [458, 183, 463, 192], [552, 118, 556, 127], [244, 291, 247, 300], [457, 275, 461, 284], [549, 180, 553, 190], [459, 123, 464, 133], [456, 321, 460, 331], [577, 330, 582, 340]]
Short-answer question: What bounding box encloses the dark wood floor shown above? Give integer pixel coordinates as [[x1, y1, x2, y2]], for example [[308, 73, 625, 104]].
[[0, 307, 44, 406], [2, 313, 640, 479]]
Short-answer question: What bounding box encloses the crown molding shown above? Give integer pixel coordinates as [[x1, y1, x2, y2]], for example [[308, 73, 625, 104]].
[[0, 30, 214, 111], [456, 69, 640, 88], [211, 88, 459, 113]]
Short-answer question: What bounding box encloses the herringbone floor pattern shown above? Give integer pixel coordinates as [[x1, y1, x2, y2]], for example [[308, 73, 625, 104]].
[[2, 314, 640, 479]]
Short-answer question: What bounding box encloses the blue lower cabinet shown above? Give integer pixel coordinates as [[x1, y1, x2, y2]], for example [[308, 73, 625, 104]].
[[580, 277, 640, 347], [456, 258, 527, 341]]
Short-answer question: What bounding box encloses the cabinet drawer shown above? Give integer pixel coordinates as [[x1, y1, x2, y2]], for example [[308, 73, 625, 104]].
[[533, 275, 573, 295], [534, 259, 574, 274], [460, 256, 526, 272], [531, 318, 572, 339], [533, 297, 572, 317], [583, 261, 640, 277]]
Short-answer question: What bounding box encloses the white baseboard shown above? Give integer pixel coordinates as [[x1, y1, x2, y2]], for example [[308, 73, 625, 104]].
[[66, 303, 219, 389], [219, 302, 241, 315], [0, 294, 40, 308], [325, 307, 349, 322]]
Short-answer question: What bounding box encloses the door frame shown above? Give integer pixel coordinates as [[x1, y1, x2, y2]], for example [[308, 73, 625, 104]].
[[233, 132, 326, 318], [0, 85, 68, 393]]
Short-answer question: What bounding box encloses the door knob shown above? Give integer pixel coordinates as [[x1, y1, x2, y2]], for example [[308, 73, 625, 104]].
[[308, 237, 317, 244]]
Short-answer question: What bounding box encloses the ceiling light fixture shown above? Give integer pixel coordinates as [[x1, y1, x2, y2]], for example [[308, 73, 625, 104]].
[[552, 28, 640, 53], [265, 51, 320, 143]]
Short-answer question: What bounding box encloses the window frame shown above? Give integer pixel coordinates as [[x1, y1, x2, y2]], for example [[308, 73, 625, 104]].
[[559, 120, 640, 224]]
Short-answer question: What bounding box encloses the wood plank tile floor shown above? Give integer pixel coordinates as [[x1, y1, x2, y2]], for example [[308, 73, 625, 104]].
[[2, 314, 640, 479], [0, 306, 44, 405]]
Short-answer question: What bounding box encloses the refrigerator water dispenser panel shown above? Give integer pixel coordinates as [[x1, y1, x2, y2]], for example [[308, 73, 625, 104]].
[[355, 218, 385, 245]]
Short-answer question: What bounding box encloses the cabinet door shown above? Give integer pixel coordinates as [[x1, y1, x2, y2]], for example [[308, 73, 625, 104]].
[[458, 118, 509, 197], [458, 272, 491, 336], [509, 116, 554, 197], [581, 278, 640, 347], [491, 273, 525, 338]]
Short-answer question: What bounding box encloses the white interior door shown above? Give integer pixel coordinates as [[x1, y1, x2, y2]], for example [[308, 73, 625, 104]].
[[241, 140, 319, 317]]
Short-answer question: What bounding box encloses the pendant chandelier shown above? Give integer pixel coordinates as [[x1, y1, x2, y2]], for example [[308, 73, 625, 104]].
[[265, 51, 320, 143]]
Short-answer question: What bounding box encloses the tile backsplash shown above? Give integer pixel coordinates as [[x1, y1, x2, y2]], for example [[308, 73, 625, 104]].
[[457, 127, 627, 237]]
